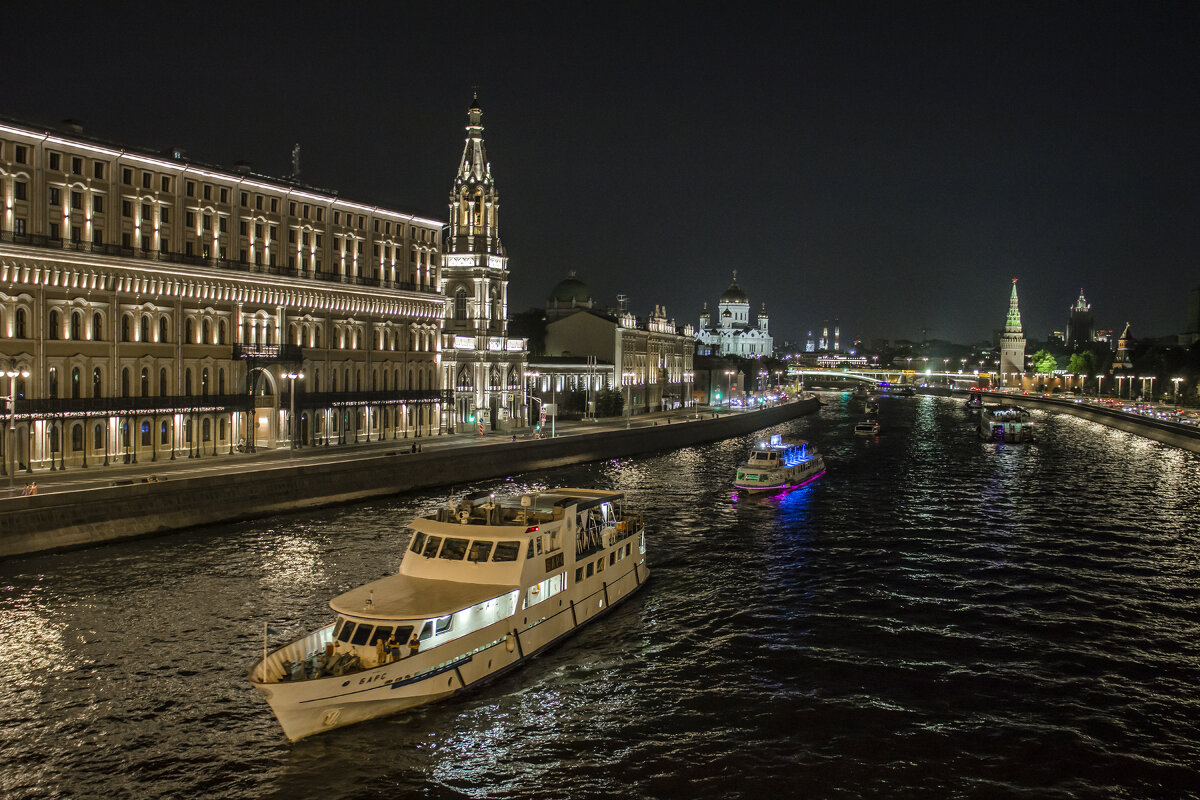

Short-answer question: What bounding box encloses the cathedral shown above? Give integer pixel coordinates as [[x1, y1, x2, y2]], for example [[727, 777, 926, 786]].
[[696, 271, 772, 357]]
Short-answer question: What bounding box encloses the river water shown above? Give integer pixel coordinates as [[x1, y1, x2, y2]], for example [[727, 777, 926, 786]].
[[2, 395, 1199, 799]]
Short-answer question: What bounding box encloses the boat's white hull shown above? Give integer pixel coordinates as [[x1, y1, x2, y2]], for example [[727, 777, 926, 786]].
[[733, 459, 826, 494], [251, 557, 649, 742]]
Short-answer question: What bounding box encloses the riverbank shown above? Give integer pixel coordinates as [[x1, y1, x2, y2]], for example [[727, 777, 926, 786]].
[[0, 397, 818, 558], [984, 392, 1200, 452]]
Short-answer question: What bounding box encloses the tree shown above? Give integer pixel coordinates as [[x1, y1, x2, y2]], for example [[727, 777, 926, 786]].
[[1030, 349, 1058, 375], [1067, 350, 1097, 376], [595, 388, 624, 417]]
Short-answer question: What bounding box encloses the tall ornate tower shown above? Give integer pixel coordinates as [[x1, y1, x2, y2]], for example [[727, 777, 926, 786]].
[[999, 279, 1027, 383], [440, 95, 527, 432], [1066, 289, 1094, 352]]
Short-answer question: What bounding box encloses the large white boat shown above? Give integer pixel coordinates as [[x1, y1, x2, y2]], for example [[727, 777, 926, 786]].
[[248, 488, 648, 741], [733, 434, 826, 494]]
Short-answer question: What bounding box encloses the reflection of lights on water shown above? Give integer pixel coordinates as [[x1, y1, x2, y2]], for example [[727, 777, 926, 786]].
[[260, 536, 325, 592], [0, 597, 84, 707]]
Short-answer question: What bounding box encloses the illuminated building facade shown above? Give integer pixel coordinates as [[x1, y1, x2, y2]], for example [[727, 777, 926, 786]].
[[439, 98, 527, 432], [696, 271, 772, 357], [0, 117, 445, 474], [999, 279, 1027, 382], [1066, 289, 1094, 351]]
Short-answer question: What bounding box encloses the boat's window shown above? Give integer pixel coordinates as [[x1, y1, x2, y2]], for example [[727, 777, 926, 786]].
[[596, 557, 605, 573], [369, 626, 394, 646], [536, 537, 543, 555], [468, 541, 493, 562], [435, 615, 452, 634], [332, 618, 346, 640], [625, 543, 631, 557], [351, 625, 373, 646], [392, 625, 413, 643], [439, 538, 469, 560], [409, 531, 426, 553], [526, 540, 535, 559], [418, 621, 433, 641], [586, 562, 594, 577], [337, 622, 356, 643], [492, 541, 521, 562], [609, 552, 616, 566], [422, 536, 443, 558], [575, 567, 583, 583]]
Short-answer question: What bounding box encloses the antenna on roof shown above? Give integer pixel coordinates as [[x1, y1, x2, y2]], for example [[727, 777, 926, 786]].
[[290, 143, 301, 181], [616, 293, 628, 312]]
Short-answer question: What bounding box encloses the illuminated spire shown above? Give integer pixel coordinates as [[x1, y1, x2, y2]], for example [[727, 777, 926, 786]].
[[448, 94, 502, 255], [1005, 278, 1023, 334]]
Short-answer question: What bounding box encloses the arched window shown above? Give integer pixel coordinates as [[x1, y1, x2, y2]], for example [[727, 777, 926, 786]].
[[159, 368, 168, 396], [93, 312, 103, 340], [121, 423, 129, 448], [355, 370, 361, 391], [202, 418, 211, 442], [314, 369, 321, 392], [352, 331, 359, 350], [243, 320, 251, 344], [203, 319, 211, 344], [121, 368, 130, 397], [218, 319, 227, 344], [219, 418, 226, 441], [160, 317, 169, 343], [382, 371, 388, 391], [371, 370, 377, 391], [314, 327, 321, 348], [49, 425, 60, 454], [48, 309, 60, 339], [455, 289, 468, 321], [140, 367, 149, 397], [184, 419, 192, 444], [48, 367, 58, 398], [185, 368, 193, 395], [71, 424, 83, 451], [71, 366, 81, 399], [141, 421, 151, 447], [201, 368, 210, 396], [93, 423, 103, 450], [344, 369, 350, 392], [331, 371, 337, 392], [140, 316, 149, 343], [265, 324, 274, 345], [218, 369, 225, 394], [15, 308, 27, 339], [161, 421, 170, 445], [289, 323, 298, 344], [185, 318, 194, 344], [122, 314, 131, 342], [92, 367, 102, 398], [71, 311, 82, 340]]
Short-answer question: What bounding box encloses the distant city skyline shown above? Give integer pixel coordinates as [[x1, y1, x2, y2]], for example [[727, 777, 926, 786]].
[[6, 2, 1197, 344]]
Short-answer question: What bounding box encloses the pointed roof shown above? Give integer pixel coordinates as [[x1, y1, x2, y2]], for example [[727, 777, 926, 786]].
[[1004, 278, 1023, 335], [456, 93, 492, 187]]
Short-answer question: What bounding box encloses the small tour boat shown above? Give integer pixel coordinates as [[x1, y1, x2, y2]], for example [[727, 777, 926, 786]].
[[248, 488, 648, 742], [854, 419, 881, 436], [979, 405, 1035, 442], [733, 434, 825, 494], [965, 394, 983, 410]]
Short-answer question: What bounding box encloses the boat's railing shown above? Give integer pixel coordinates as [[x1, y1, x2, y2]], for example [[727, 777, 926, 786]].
[[250, 623, 336, 684]]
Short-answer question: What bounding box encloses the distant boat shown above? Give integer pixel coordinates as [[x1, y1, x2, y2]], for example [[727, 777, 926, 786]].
[[854, 419, 880, 436], [979, 405, 1035, 443], [733, 434, 826, 494]]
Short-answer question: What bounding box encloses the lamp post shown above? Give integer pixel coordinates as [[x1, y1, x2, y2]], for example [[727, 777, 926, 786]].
[[5, 364, 30, 492], [622, 370, 635, 428], [282, 371, 303, 457], [1172, 377, 1183, 402], [723, 370, 735, 409], [1096, 374, 1104, 397], [525, 371, 539, 433]]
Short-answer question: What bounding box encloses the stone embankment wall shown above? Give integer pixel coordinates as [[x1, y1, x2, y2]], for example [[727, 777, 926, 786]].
[[991, 393, 1200, 453], [0, 398, 817, 558]]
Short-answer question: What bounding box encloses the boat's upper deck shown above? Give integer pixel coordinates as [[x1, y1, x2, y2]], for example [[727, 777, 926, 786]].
[[330, 574, 516, 620]]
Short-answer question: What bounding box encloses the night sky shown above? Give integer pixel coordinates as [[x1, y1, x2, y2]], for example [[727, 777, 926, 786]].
[[7, 2, 1198, 346]]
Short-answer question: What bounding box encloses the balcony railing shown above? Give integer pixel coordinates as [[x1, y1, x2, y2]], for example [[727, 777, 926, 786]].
[[233, 343, 303, 362], [285, 389, 448, 407], [0, 230, 441, 295], [11, 394, 254, 418]]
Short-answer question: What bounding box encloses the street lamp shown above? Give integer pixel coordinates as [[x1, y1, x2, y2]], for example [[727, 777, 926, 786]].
[[5, 363, 31, 492], [1172, 377, 1183, 402], [282, 371, 303, 457], [524, 371, 540, 433], [622, 370, 635, 428], [723, 370, 735, 409]]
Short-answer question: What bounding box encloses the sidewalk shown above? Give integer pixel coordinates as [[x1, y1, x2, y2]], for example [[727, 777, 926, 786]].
[[3, 405, 736, 498]]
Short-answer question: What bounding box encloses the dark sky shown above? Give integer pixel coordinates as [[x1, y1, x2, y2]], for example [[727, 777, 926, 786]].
[[7, 2, 1199, 346]]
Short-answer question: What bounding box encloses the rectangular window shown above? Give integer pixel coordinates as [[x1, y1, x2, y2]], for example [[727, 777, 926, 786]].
[[71, 225, 80, 242], [203, 184, 211, 200], [575, 567, 583, 583], [255, 222, 263, 238], [71, 191, 82, 210], [240, 192, 248, 206], [122, 200, 132, 217], [270, 197, 278, 212], [203, 213, 211, 229], [122, 232, 131, 247], [13, 218, 25, 235], [585, 562, 594, 578], [492, 541, 521, 562], [439, 538, 469, 560], [141, 235, 150, 251], [435, 615, 452, 634], [468, 541, 493, 562], [333, 210, 340, 225], [409, 531, 427, 553], [141, 204, 151, 221], [160, 207, 169, 224], [14, 144, 26, 164], [141, 172, 151, 189], [49, 152, 61, 170], [161, 176, 170, 193], [373, 219, 380, 233], [270, 225, 277, 240], [93, 228, 103, 244], [609, 552, 616, 566], [92, 195, 103, 213], [358, 215, 364, 228], [219, 187, 228, 203], [49, 222, 59, 239], [184, 241, 193, 255], [48, 187, 60, 206], [315, 234, 322, 247], [13, 181, 26, 200], [255, 195, 263, 210], [186, 180, 195, 196], [421, 536, 443, 558], [186, 211, 195, 227], [288, 201, 295, 215], [350, 625, 373, 646], [288, 229, 296, 243], [302, 204, 309, 218], [316, 207, 324, 222], [239, 220, 248, 236], [93, 162, 104, 180], [71, 156, 82, 174], [219, 217, 227, 233], [596, 557, 605, 573]]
